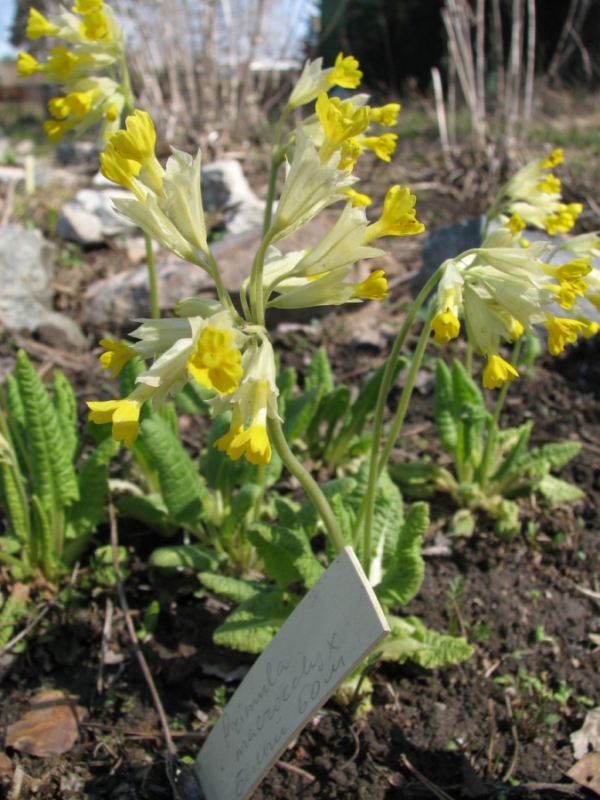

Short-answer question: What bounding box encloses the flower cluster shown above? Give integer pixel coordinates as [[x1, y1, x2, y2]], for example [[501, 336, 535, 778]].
[[431, 215, 599, 389], [490, 148, 582, 236], [18, 0, 131, 142], [87, 53, 425, 463]]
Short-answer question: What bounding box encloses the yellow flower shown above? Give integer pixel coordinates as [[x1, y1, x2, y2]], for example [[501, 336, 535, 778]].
[[226, 380, 272, 465], [507, 213, 526, 235], [316, 91, 370, 161], [80, 8, 111, 40], [538, 175, 561, 194], [579, 318, 599, 339], [360, 133, 398, 162], [326, 52, 362, 89], [338, 137, 362, 171], [342, 188, 372, 207], [26, 8, 60, 38], [48, 96, 69, 119], [432, 310, 460, 344], [544, 316, 585, 355], [47, 46, 81, 79], [543, 203, 582, 235], [72, 0, 104, 12], [364, 185, 425, 243], [483, 355, 519, 389], [104, 102, 119, 122], [43, 119, 76, 142], [100, 141, 144, 200], [552, 257, 592, 282], [99, 339, 135, 377], [87, 399, 140, 447], [214, 404, 244, 453], [370, 103, 401, 126], [509, 318, 524, 340], [50, 90, 95, 120], [17, 51, 44, 76], [353, 270, 388, 301], [541, 148, 563, 168], [187, 327, 243, 395], [111, 110, 164, 195]]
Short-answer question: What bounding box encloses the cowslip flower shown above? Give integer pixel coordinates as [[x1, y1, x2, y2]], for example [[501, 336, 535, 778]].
[[316, 92, 370, 164], [363, 185, 425, 243], [287, 52, 362, 110], [99, 339, 136, 377], [483, 355, 519, 390], [88, 384, 153, 447], [370, 103, 401, 126]]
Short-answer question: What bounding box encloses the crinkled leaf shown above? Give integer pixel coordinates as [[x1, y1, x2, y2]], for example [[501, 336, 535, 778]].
[[31, 494, 54, 579], [174, 381, 212, 414], [381, 614, 473, 667], [298, 477, 356, 537], [212, 588, 298, 653], [491, 421, 533, 483], [0, 461, 30, 543], [277, 366, 297, 403], [282, 387, 320, 442], [221, 484, 262, 540], [16, 350, 79, 512], [198, 572, 264, 603], [375, 501, 427, 610], [434, 359, 457, 453], [247, 522, 304, 588], [307, 386, 350, 454], [538, 475, 585, 504], [140, 416, 207, 526], [149, 544, 221, 571], [451, 360, 485, 468], [52, 371, 78, 462], [305, 347, 334, 396], [493, 499, 520, 538], [523, 440, 582, 471]]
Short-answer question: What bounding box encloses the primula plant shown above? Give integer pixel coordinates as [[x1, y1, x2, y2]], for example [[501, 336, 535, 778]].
[[16, 1, 595, 682]]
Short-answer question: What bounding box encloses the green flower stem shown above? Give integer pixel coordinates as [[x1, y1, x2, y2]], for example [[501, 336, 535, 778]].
[[480, 337, 522, 490], [268, 417, 346, 556], [378, 307, 436, 473], [352, 265, 444, 566], [205, 250, 242, 322], [144, 232, 160, 319], [249, 233, 275, 327]]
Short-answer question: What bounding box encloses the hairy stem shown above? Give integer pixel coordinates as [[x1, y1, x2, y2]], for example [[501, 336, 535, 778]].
[[144, 233, 160, 319]]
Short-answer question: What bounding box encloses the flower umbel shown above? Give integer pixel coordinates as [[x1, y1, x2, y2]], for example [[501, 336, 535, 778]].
[[187, 327, 243, 395]]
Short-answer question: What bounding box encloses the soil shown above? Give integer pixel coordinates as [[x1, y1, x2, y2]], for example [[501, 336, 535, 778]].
[[1, 123, 600, 800]]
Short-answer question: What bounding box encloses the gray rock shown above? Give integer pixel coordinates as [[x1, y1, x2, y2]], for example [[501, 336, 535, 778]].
[[35, 166, 80, 188], [57, 188, 139, 245], [82, 254, 214, 328], [0, 165, 25, 185], [55, 141, 100, 168], [201, 159, 265, 235], [413, 215, 485, 293], [0, 224, 86, 349]]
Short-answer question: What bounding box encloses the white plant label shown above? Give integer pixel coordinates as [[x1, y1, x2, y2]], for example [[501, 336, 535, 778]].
[[194, 546, 390, 800]]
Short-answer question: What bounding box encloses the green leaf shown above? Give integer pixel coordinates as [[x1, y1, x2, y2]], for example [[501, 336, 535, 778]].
[[307, 386, 350, 454], [537, 475, 585, 504], [277, 366, 297, 403], [16, 350, 79, 512], [247, 522, 305, 588], [5, 372, 29, 474], [305, 347, 334, 396], [494, 499, 521, 538], [298, 477, 357, 537], [115, 493, 178, 536], [174, 381, 212, 414], [52, 371, 78, 462], [282, 387, 320, 442], [66, 438, 119, 541], [149, 544, 221, 571], [248, 520, 324, 589], [528, 441, 582, 471], [31, 494, 54, 579], [158, 401, 179, 439], [349, 357, 407, 433], [381, 614, 474, 667], [434, 359, 457, 453], [0, 461, 30, 543], [140, 416, 207, 526], [212, 588, 298, 653], [198, 572, 264, 603], [491, 421, 533, 483], [375, 501, 427, 610], [221, 484, 262, 540], [451, 359, 485, 468], [0, 589, 29, 649]]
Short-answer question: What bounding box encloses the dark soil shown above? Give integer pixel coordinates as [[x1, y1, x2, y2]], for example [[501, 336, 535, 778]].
[[1, 129, 600, 800]]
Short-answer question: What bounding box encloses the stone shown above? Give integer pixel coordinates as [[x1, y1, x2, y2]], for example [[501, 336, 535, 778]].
[[82, 254, 214, 328], [14, 139, 34, 156], [0, 165, 25, 185], [0, 224, 86, 349], [55, 141, 100, 168], [126, 235, 160, 265], [57, 188, 139, 245], [201, 159, 265, 235], [413, 215, 485, 293]]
